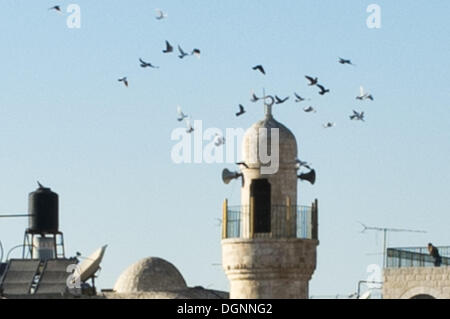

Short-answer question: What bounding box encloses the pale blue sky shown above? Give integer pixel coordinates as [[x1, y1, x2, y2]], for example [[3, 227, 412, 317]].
[[0, 1, 449, 296]]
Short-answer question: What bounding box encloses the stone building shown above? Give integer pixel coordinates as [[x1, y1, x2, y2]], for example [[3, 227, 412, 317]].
[[0, 99, 319, 300], [383, 246, 450, 299], [104, 257, 228, 299], [221, 98, 319, 299]]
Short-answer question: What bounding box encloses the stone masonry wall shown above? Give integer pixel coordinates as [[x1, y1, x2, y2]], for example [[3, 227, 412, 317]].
[[383, 267, 450, 299], [222, 238, 318, 299]]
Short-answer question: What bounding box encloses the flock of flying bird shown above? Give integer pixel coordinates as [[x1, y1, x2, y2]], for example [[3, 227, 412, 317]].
[[49, 6, 375, 139], [177, 55, 375, 135], [50, 6, 205, 139], [243, 58, 375, 129], [117, 40, 201, 90], [116, 9, 202, 136]]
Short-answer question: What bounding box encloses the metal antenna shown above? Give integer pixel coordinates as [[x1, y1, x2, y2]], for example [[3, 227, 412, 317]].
[[359, 221, 427, 268]]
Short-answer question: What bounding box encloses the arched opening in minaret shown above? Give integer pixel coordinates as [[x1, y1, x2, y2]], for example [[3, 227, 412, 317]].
[[250, 179, 271, 233]]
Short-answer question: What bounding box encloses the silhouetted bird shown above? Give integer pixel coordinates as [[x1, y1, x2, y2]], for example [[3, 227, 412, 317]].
[[236, 162, 249, 169], [317, 84, 330, 95], [177, 106, 188, 122], [275, 96, 289, 104], [236, 104, 246, 117], [356, 86, 374, 101], [323, 122, 335, 128], [163, 41, 173, 53], [305, 75, 318, 86], [339, 57, 355, 65], [214, 134, 226, 147], [155, 9, 167, 20], [139, 58, 159, 68], [252, 65, 265, 75], [296, 160, 312, 170], [49, 6, 62, 12], [191, 49, 201, 57], [294, 93, 307, 103], [250, 92, 260, 103], [350, 110, 365, 121], [178, 45, 189, 59], [185, 118, 194, 133], [118, 77, 128, 87], [303, 106, 316, 113]]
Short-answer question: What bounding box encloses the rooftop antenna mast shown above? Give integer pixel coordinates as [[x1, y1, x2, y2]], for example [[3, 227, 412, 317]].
[[359, 222, 427, 268]]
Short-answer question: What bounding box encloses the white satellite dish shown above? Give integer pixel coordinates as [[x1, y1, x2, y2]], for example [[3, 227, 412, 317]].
[[77, 245, 107, 282], [359, 290, 372, 299]]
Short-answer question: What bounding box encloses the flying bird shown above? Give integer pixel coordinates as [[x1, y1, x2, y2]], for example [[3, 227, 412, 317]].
[[296, 160, 312, 170], [163, 41, 173, 53], [49, 6, 62, 12], [139, 58, 159, 69], [236, 162, 249, 169], [252, 65, 265, 75], [236, 104, 246, 117], [317, 84, 330, 95], [185, 118, 194, 133], [303, 106, 316, 113], [323, 122, 335, 128], [178, 45, 189, 59], [118, 77, 128, 87], [356, 86, 374, 101], [350, 110, 365, 121], [275, 95, 289, 104], [214, 134, 226, 147], [339, 57, 355, 65], [250, 92, 260, 103], [294, 93, 307, 103], [155, 9, 167, 20], [177, 106, 188, 122], [191, 49, 201, 58], [305, 76, 318, 86]]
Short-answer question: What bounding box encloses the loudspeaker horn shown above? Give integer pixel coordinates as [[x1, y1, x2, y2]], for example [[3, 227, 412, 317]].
[[222, 169, 242, 185], [298, 169, 316, 185]]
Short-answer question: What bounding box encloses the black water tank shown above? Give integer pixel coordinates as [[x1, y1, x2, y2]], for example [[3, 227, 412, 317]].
[[28, 185, 59, 234]]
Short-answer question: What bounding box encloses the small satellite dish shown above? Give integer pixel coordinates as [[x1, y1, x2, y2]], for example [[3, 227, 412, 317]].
[[77, 245, 107, 282], [359, 291, 372, 299]]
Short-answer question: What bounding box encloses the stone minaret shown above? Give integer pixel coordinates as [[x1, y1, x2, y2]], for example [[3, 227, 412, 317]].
[[221, 100, 319, 299]]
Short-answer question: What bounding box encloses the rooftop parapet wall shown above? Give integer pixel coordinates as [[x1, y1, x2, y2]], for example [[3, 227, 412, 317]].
[[383, 267, 450, 299]]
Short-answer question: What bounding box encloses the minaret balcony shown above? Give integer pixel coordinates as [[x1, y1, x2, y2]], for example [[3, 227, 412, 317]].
[[222, 199, 318, 240]]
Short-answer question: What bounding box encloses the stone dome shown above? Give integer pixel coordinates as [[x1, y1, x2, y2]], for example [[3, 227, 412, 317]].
[[114, 257, 187, 293], [242, 114, 298, 167]]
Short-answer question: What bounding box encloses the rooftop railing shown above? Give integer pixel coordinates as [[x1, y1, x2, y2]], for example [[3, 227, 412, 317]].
[[222, 199, 318, 240], [386, 246, 450, 268]]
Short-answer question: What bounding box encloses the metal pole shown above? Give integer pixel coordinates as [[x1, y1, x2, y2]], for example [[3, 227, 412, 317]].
[[0, 240, 3, 263], [0, 214, 32, 218], [383, 229, 387, 268], [222, 199, 228, 239]]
